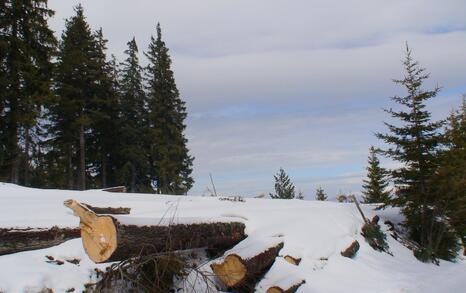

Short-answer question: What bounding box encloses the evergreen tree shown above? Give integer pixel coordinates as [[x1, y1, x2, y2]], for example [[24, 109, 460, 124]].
[[117, 37, 150, 192], [47, 5, 96, 189], [377, 45, 455, 261], [430, 98, 466, 256], [145, 23, 194, 195], [0, 0, 56, 185], [86, 28, 121, 188], [361, 146, 391, 204], [315, 186, 327, 201], [270, 168, 295, 199]]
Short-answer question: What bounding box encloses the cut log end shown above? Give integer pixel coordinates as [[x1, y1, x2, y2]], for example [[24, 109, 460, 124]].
[[267, 281, 305, 293], [211, 254, 246, 287], [283, 255, 301, 266], [64, 199, 117, 263]]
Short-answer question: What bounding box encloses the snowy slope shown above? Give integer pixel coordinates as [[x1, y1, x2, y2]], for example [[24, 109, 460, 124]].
[[0, 183, 465, 292]]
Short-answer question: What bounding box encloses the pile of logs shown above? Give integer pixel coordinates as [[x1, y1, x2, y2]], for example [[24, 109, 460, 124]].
[[62, 199, 306, 292]]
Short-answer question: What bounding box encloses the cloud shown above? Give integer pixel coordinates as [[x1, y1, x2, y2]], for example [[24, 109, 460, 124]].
[[47, 0, 466, 197]]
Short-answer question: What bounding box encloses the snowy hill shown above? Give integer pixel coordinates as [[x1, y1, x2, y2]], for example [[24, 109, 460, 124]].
[[0, 183, 465, 293]]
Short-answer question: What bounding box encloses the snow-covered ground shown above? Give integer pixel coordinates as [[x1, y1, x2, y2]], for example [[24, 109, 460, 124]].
[[0, 182, 465, 292]]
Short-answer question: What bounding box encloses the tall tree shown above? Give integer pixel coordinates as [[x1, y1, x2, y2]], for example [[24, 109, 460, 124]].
[[376, 45, 455, 261], [145, 23, 194, 195], [315, 186, 327, 201], [0, 0, 56, 185], [117, 37, 150, 192], [270, 168, 295, 199], [86, 28, 121, 188], [48, 4, 96, 189], [361, 146, 391, 204]]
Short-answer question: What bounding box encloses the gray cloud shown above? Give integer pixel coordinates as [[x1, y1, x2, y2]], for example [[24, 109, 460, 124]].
[[47, 0, 466, 197]]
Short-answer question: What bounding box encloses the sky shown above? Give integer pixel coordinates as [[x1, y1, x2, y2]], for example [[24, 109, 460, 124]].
[[47, 0, 466, 198]]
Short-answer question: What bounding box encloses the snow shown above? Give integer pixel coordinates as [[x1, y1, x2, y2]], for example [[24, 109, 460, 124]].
[[0, 182, 465, 293]]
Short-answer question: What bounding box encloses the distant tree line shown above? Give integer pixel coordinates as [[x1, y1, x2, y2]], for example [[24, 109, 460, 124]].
[[0, 1, 193, 194]]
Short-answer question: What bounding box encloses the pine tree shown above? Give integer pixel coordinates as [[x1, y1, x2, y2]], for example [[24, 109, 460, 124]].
[[377, 45, 455, 261], [145, 23, 194, 194], [47, 5, 96, 189], [117, 37, 150, 192], [270, 168, 295, 199], [0, 0, 56, 185], [315, 186, 327, 201], [361, 146, 391, 204]]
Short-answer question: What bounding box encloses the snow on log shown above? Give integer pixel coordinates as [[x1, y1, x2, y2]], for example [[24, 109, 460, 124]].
[[64, 199, 246, 263], [256, 257, 305, 293], [0, 227, 80, 255], [211, 236, 283, 292], [81, 203, 131, 215]]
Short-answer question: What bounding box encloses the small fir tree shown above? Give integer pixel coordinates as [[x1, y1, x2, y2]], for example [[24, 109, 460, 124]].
[[377, 45, 456, 261], [361, 146, 391, 205], [315, 187, 327, 201], [270, 168, 295, 199]]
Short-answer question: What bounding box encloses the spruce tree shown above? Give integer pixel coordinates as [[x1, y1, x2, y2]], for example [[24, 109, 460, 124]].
[[145, 23, 194, 195], [117, 37, 150, 192], [86, 28, 121, 188], [377, 45, 454, 261], [315, 186, 327, 201], [430, 98, 466, 257], [0, 0, 56, 185], [361, 146, 391, 204], [270, 168, 295, 199], [47, 5, 96, 189]]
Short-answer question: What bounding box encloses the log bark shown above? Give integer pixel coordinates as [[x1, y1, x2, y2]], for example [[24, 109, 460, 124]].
[[0, 227, 80, 255], [211, 240, 283, 292], [341, 240, 360, 258], [81, 203, 131, 215], [267, 281, 305, 293], [64, 199, 246, 263]]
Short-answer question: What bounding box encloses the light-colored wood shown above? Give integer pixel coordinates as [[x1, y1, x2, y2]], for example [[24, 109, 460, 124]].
[[64, 199, 117, 263], [211, 254, 246, 287], [267, 287, 285, 293], [283, 255, 301, 265]]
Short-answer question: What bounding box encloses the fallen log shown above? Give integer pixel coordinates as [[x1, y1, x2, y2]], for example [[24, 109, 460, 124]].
[[256, 257, 305, 293], [283, 255, 301, 265], [64, 199, 246, 263], [81, 203, 131, 215], [102, 186, 127, 193], [267, 282, 305, 293], [0, 226, 80, 255], [211, 237, 283, 292]]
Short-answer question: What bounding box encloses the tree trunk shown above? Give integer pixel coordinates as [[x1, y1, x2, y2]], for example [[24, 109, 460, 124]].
[[211, 239, 283, 292], [24, 126, 30, 186], [0, 227, 80, 255], [101, 153, 107, 188], [67, 144, 73, 189], [79, 124, 86, 190], [64, 199, 246, 263], [130, 163, 136, 192]]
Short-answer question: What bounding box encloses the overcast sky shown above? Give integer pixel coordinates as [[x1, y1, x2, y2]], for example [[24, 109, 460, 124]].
[[47, 0, 466, 198]]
